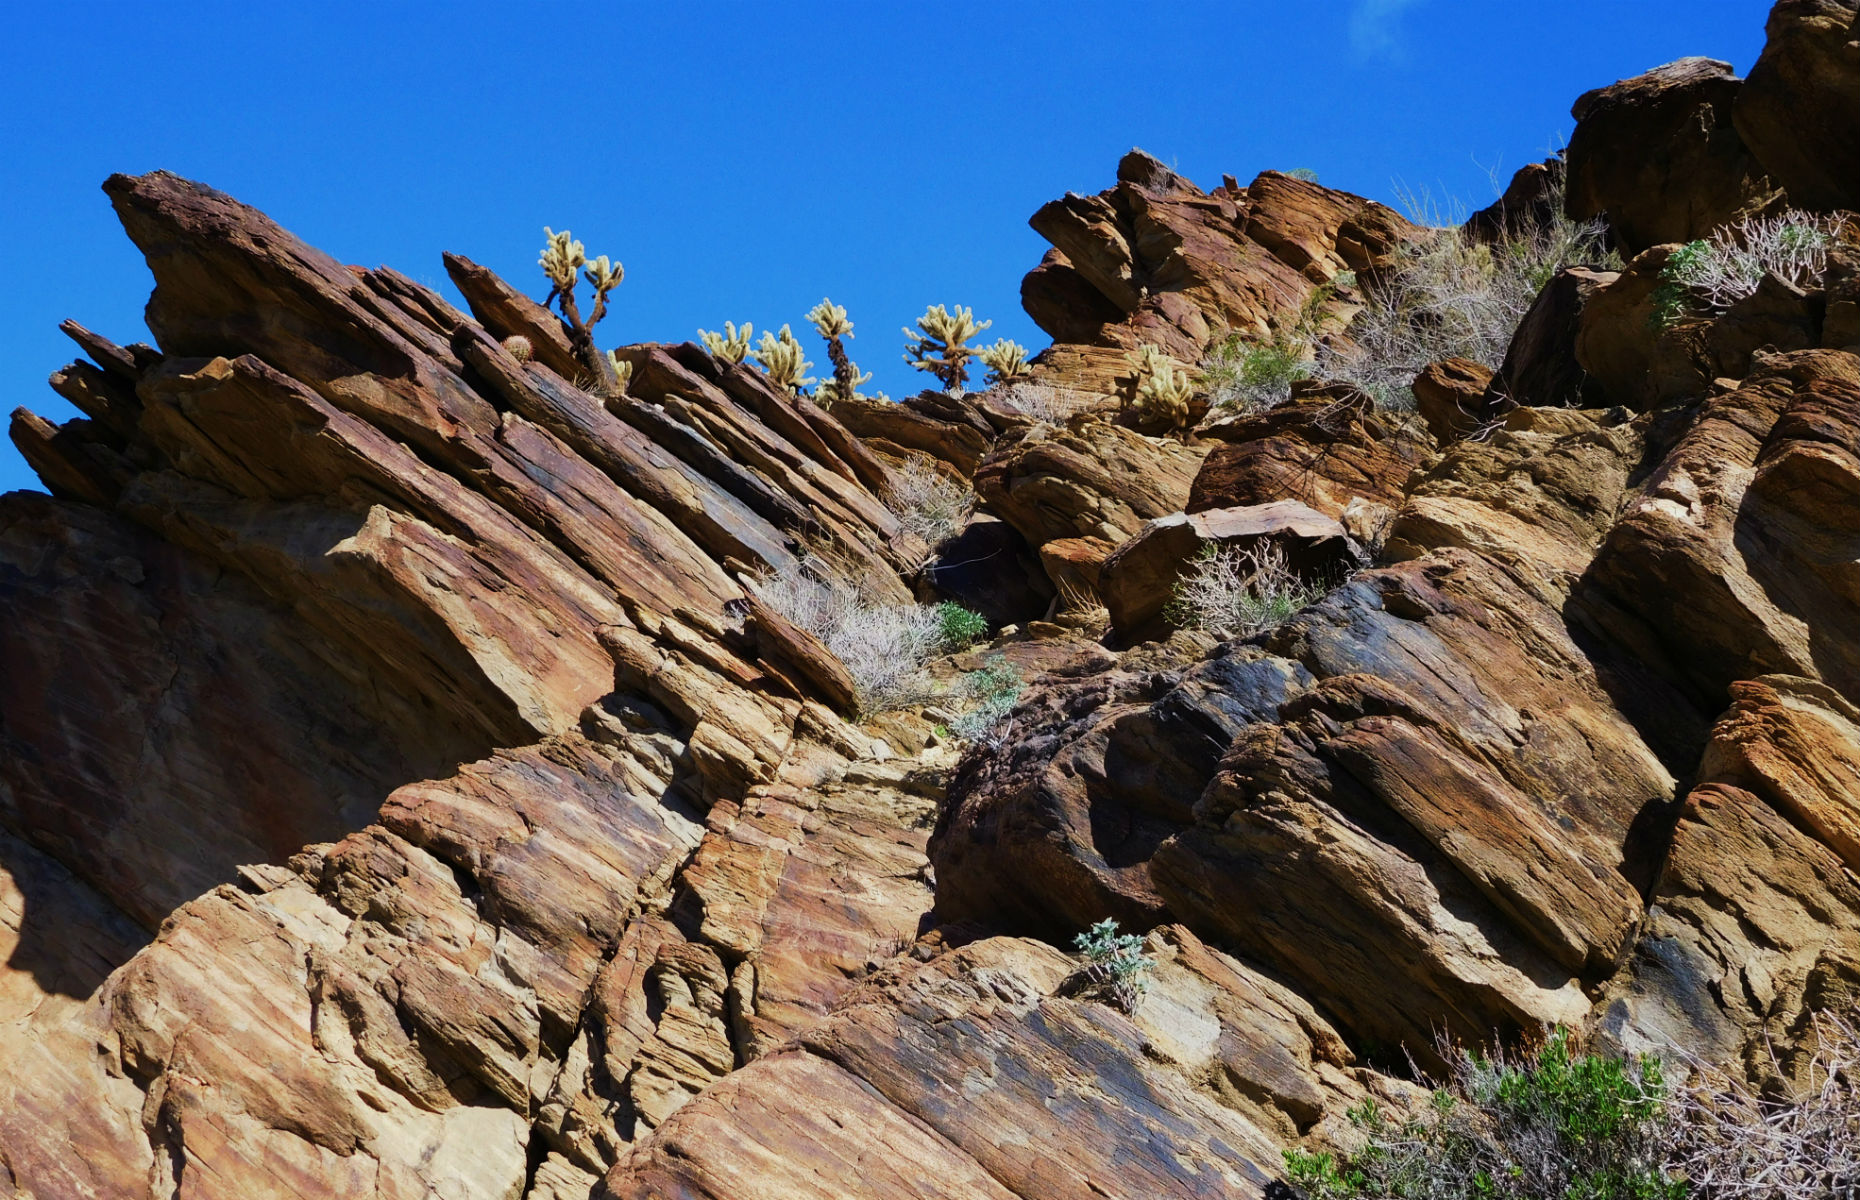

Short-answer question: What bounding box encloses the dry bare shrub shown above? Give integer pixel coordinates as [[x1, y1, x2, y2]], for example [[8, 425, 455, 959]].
[[750, 560, 942, 713], [1318, 177, 1617, 411], [1657, 209, 1848, 314], [1666, 1008, 1860, 1200], [997, 381, 1089, 424], [886, 455, 974, 556], [1166, 540, 1324, 639]]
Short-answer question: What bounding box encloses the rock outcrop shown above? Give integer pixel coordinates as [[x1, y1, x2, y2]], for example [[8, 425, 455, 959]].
[[4, 4, 1860, 1196]]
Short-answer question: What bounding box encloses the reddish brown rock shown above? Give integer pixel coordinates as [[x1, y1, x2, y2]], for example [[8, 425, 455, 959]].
[[1733, 0, 1860, 213], [1488, 267, 1616, 410], [1188, 386, 1434, 521], [1565, 57, 1780, 255], [1098, 501, 1356, 639], [1412, 357, 1498, 441]]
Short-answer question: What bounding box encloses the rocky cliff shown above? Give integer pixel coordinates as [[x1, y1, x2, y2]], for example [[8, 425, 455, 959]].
[[3, 3, 1859, 1197]]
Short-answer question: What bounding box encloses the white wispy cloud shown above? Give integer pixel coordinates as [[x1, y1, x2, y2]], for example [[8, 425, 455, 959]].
[[1348, 0, 1423, 62]]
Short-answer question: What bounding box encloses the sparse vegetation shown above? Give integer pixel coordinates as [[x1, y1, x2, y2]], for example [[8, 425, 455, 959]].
[[806, 298, 875, 405], [1066, 919, 1157, 1013], [997, 381, 1086, 424], [904, 304, 992, 393], [886, 455, 974, 556], [948, 653, 1023, 745], [1650, 210, 1846, 329], [751, 560, 942, 713], [1317, 176, 1617, 410], [978, 338, 1034, 386], [538, 227, 628, 394], [1286, 167, 1321, 183], [1126, 343, 1196, 430], [502, 334, 534, 363], [1666, 1007, 1860, 1200], [1285, 1027, 1679, 1200], [1200, 337, 1315, 413], [935, 601, 988, 650], [604, 349, 633, 394], [751, 325, 816, 394], [1166, 540, 1324, 639], [698, 320, 754, 363]]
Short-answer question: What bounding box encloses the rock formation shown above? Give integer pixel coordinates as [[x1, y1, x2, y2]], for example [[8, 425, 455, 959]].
[[2, 3, 1859, 1197]]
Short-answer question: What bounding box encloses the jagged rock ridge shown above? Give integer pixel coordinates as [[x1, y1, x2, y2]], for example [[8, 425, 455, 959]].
[[1, 3, 1858, 1197]]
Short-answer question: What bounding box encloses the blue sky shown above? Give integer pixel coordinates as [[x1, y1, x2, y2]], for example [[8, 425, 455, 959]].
[[0, 1, 1768, 494]]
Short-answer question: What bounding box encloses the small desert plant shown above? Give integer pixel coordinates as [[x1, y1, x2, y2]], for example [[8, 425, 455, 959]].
[[806, 298, 875, 405], [1066, 919, 1157, 1013], [1126, 343, 1196, 431], [934, 601, 988, 650], [1285, 167, 1321, 183], [886, 455, 974, 555], [1201, 337, 1315, 413], [1650, 209, 1846, 329], [751, 560, 942, 713], [698, 320, 754, 363], [1166, 540, 1323, 639], [978, 338, 1034, 386], [502, 334, 534, 363], [997, 381, 1086, 424], [539, 227, 627, 394], [904, 304, 992, 393], [1285, 1027, 1680, 1200], [1317, 177, 1616, 410], [1665, 1006, 1860, 1200], [948, 654, 1023, 745], [751, 325, 817, 394]]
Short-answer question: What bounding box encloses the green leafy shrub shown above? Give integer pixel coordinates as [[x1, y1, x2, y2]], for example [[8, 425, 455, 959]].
[[1649, 210, 1845, 331], [948, 654, 1022, 745], [935, 601, 988, 650], [1066, 918, 1157, 1013], [1284, 1028, 1680, 1200], [1201, 337, 1315, 413]]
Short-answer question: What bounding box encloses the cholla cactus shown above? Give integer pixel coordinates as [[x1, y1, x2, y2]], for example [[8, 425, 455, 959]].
[[605, 349, 633, 393], [978, 339, 1032, 386], [538, 226, 626, 394], [806, 297, 872, 405], [502, 334, 534, 363], [752, 325, 816, 394], [698, 321, 754, 364], [903, 304, 992, 393], [1127, 343, 1195, 432]]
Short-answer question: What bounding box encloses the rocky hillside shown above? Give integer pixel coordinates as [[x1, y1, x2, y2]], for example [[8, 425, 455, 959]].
[[2, 3, 1858, 1197]]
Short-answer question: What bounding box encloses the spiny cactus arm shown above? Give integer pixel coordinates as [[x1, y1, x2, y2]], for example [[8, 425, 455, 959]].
[[698, 321, 754, 363], [539, 227, 587, 321], [605, 349, 633, 393], [979, 339, 1032, 385], [751, 325, 816, 393], [805, 298, 853, 340], [582, 254, 624, 329]]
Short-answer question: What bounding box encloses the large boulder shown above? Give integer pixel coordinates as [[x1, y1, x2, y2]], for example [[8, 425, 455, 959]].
[[1565, 57, 1779, 255], [1734, 0, 1860, 213], [1098, 501, 1356, 639]]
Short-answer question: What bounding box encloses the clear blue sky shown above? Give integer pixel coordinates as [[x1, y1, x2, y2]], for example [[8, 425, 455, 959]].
[[0, 1, 1768, 494]]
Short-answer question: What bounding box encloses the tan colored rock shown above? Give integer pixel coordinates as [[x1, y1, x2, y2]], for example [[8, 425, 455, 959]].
[[1099, 501, 1355, 638]]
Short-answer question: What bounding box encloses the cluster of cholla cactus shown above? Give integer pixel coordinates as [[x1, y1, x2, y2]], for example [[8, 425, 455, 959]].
[[698, 321, 754, 364], [806, 298, 874, 405], [538, 227, 627, 395], [751, 325, 816, 394], [904, 304, 992, 393], [977, 339, 1032, 387], [1126, 343, 1196, 432]]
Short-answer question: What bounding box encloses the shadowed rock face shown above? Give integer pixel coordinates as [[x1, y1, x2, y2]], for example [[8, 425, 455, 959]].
[[4, 5, 1860, 1195]]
